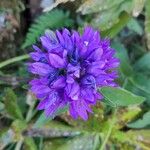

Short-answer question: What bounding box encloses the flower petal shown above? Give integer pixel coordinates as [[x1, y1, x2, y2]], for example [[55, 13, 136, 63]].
[[29, 62, 53, 76], [66, 82, 80, 100], [52, 76, 66, 88], [81, 88, 95, 102], [49, 53, 66, 68]]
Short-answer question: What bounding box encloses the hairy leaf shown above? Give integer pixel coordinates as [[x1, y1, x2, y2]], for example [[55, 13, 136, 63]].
[[91, 0, 133, 31], [4, 88, 23, 120], [100, 87, 145, 107], [57, 134, 99, 150], [77, 0, 125, 15]]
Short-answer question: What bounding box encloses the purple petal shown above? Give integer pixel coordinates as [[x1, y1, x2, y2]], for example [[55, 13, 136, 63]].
[[32, 45, 41, 52], [37, 98, 48, 110], [69, 103, 78, 120], [52, 76, 66, 88], [75, 100, 88, 121], [67, 64, 80, 78], [45, 104, 58, 117], [66, 75, 74, 84], [66, 82, 80, 100], [31, 85, 50, 95], [56, 30, 65, 45], [49, 53, 66, 68], [29, 62, 53, 76], [87, 47, 103, 61], [81, 88, 94, 102]]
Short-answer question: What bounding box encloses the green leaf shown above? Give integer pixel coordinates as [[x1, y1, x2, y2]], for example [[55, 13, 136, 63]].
[[134, 52, 150, 74], [77, 0, 125, 15], [102, 12, 131, 38], [57, 134, 99, 150], [24, 137, 37, 150], [11, 120, 27, 142], [34, 106, 68, 128], [127, 129, 150, 141], [11, 120, 27, 133], [100, 87, 145, 107], [22, 9, 73, 49], [4, 88, 23, 120], [0, 101, 4, 112], [125, 77, 150, 103], [112, 42, 133, 76], [0, 129, 14, 149], [91, 0, 133, 31], [91, 5, 121, 30], [132, 73, 150, 95], [127, 18, 143, 35], [145, 0, 150, 50], [127, 111, 150, 128]]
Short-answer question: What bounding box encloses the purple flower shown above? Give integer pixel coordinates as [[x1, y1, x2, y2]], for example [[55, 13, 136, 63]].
[[28, 27, 119, 120]]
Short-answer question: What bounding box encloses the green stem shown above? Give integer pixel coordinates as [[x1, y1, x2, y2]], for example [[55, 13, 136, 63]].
[[14, 140, 23, 150], [39, 137, 44, 150], [99, 109, 117, 150], [25, 100, 36, 123], [0, 54, 29, 69]]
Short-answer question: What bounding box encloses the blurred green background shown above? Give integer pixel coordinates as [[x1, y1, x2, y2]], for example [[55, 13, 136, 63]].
[[0, 0, 150, 150]]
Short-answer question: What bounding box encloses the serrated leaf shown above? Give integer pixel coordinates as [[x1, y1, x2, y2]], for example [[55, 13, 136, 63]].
[[145, 0, 150, 50], [22, 9, 73, 49], [127, 111, 150, 128], [4, 88, 23, 120], [100, 87, 145, 107]]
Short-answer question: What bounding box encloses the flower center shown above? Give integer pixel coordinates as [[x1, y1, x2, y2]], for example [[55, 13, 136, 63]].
[[59, 69, 66, 76]]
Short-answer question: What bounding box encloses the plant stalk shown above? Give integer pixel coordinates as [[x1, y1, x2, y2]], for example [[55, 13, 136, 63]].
[[99, 109, 117, 150], [0, 54, 29, 69]]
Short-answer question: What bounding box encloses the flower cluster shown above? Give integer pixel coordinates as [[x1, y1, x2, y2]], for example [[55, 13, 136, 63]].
[[28, 27, 119, 120]]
